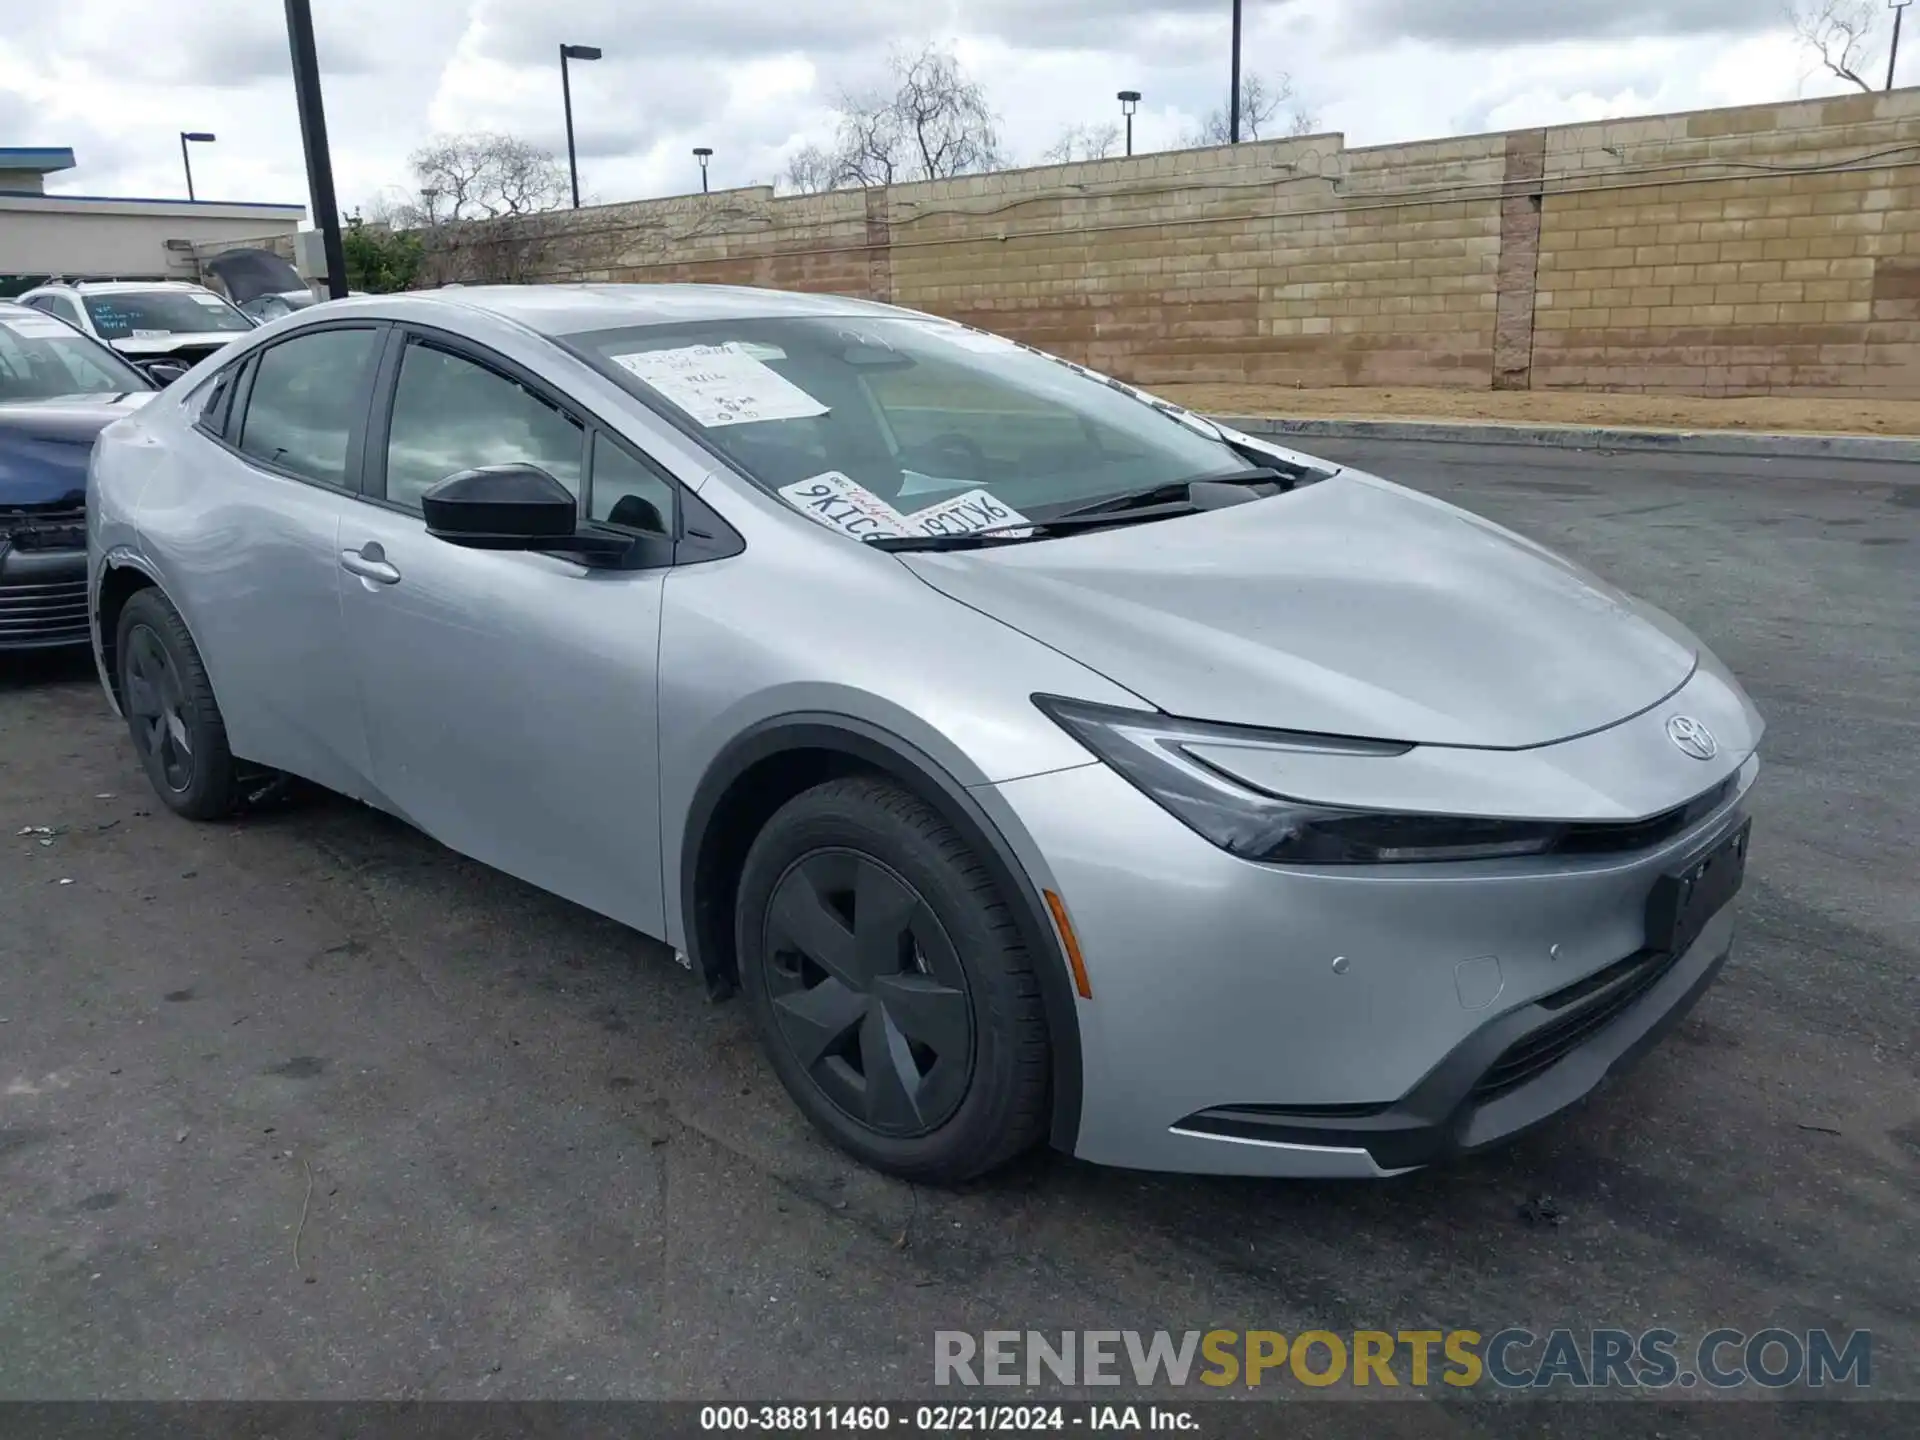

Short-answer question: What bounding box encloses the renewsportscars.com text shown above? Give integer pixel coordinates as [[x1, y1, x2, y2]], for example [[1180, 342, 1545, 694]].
[[933, 1328, 1872, 1391]]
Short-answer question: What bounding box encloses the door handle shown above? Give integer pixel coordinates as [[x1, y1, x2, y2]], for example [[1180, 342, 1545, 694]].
[[340, 546, 401, 585]]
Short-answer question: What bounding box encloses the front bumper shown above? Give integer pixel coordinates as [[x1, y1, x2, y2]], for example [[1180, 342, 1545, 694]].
[[984, 669, 1761, 1178], [1171, 901, 1735, 1172], [0, 544, 89, 651]]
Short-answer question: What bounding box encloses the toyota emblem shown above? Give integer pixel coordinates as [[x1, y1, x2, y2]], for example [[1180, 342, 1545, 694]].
[[1666, 715, 1718, 760]]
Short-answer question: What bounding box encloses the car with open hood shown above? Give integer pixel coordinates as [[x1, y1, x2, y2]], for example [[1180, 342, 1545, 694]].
[[85, 285, 1763, 1182], [0, 300, 155, 651], [201, 247, 324, 324]]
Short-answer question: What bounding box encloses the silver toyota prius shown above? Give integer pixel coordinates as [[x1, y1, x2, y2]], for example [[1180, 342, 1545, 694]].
[[86, 285, 1762, 1183]]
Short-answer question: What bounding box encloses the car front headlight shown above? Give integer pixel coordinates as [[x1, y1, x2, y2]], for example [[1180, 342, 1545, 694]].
[[1034, 696, 1564, 864]]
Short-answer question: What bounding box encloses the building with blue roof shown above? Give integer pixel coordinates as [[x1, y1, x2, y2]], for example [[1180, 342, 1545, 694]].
[[1, 146, 306, 295]]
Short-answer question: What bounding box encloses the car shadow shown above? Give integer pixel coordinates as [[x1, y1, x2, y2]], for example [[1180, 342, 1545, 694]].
[[0, 646, 97, 691]]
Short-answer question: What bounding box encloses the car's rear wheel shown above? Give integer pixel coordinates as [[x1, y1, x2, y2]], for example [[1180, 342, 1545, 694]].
[[116, 589, 242, 820], [736, 776, 1051, 1183]]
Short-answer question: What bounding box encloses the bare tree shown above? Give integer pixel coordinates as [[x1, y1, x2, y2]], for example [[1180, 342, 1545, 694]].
[[1788, 1, 1887, 91], [780, 144, 841, 197], [1041, 121, 1124, 165], [373, 133, 574, 285], [1184, 72, 1317, 146], [784, 44, 1005, 192], [406, 133, 571, 220]]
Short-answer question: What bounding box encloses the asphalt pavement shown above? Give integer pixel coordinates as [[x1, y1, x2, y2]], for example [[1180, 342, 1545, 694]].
[[1, 439, 1914, 1413]]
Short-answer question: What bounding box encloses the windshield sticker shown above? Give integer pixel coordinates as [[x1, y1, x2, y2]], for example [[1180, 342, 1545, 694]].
[[129, 328, 171, 339], [779, 473, 1033, 542], [778, 472, 910, 540], [610, 343, 827, 428], [733, 341, 787, 362], [189, 293, 229, 309], [1, 316, 76, 339], [897, 468, 977, 498]]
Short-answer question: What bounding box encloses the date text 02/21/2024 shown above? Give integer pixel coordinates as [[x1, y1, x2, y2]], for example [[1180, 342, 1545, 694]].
[[697, 1404, 1198, 1432]]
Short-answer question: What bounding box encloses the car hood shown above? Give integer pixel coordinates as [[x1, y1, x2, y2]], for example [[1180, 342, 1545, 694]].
[[0, 392, 153, 506], [108, 332, 245, 358], [202, 247, 307, 305], [901, 471, 1699, 750]]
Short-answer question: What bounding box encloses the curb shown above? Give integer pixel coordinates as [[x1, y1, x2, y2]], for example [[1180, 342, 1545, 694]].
[[1213, 414, 1920, 464]]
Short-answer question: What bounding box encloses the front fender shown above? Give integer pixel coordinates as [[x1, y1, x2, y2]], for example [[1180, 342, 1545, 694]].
[[678, 710, 1091, 1153]]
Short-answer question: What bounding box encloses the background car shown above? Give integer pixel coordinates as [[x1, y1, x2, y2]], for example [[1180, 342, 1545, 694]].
[[0, 300, 154, 651], [84, 286, 1763, 1184], [17, 280, 255, 371], [200, 247, 324, 325]]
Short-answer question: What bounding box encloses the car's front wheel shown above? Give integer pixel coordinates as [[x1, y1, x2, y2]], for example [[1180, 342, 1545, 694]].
[[116, 588, 243, 820], [736, 776, 1052, 1183]]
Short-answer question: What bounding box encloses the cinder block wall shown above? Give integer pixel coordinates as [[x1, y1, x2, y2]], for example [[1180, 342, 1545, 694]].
[[516, 87, 1920, 399], [1531, 93, 1920, 395]]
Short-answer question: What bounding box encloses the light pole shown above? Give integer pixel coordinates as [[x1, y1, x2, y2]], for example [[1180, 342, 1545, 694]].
[[1892, 1, 1913, 91], [693, 146, 713, 194], [283, 0, 347, 300], [180, 131, 215, 201], [1117, 91, 1141, 157], [560, 43, 602, 208], [1229, 0, 1243, 143], [420, 187, 441, 226]]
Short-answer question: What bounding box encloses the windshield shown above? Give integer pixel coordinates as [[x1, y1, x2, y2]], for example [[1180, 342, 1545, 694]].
[[567, 315, 1249, 536], [0, 312, 152, 400], [83, 290, 254, 340]]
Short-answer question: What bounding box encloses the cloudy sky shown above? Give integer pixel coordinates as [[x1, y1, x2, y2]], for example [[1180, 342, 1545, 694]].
[[0, 1, 1899, 215]]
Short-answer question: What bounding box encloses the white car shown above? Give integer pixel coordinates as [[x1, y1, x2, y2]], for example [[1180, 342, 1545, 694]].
[[17, 280, 255, 370]]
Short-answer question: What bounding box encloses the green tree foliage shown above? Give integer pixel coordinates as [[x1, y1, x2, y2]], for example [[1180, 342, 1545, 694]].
[[342, 215, 425, 293]]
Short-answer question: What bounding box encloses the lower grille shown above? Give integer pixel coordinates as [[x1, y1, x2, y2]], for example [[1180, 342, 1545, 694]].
[[2, 506, 87, 552], [0, 577, 91, 645], [1471, 948, 1684, 1100]]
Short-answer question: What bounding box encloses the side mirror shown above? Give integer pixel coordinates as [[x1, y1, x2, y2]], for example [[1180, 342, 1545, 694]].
[[421, 464, 630, 560], [139, 359, 191, 385], [421, 464, 579, 548]]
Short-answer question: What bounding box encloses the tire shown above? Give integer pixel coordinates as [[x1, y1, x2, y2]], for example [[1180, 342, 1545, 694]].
[[116, 589, 243, 821], [736, 776, 1052, 1183]]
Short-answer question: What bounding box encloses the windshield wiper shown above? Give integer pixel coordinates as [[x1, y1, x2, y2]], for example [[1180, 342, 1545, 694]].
[[866, 498, 1215, 552], [1047, 467, 1292, 521], [866, 531, 1043, 552], [867, 468, 1301, 553]]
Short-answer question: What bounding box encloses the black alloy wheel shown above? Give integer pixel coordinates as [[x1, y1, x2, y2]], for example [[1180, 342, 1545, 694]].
[[114, 587, 244, 820], [761, 848, 975, 1137], [123, 620, 195, 793], [736, 776, 1052, 1183]]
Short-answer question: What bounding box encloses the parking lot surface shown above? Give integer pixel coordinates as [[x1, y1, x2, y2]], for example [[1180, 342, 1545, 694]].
[[1, 439, 1915, 1410]]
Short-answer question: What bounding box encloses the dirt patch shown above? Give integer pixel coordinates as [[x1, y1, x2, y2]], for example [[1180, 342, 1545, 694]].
[[1149, 385, 1920, 437]]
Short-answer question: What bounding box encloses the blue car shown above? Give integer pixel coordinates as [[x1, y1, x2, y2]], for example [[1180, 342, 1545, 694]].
[[0, 300, 158, 651]]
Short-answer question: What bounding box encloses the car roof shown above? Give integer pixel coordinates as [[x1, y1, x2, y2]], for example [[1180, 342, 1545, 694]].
[[356, 283, 922, 337], [25, 280, 215, 295]]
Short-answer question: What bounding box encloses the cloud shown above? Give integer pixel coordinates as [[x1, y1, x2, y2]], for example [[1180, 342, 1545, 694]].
[[3, 0, 386, 87], [459, 0, 910, 66], [1352, 0, 1778, 47], [959, 0, 1291, 51]]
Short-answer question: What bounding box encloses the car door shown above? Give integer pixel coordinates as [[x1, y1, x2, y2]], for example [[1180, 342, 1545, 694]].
[[138, 322, 384, 799], [337, 326, 680, 937]]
